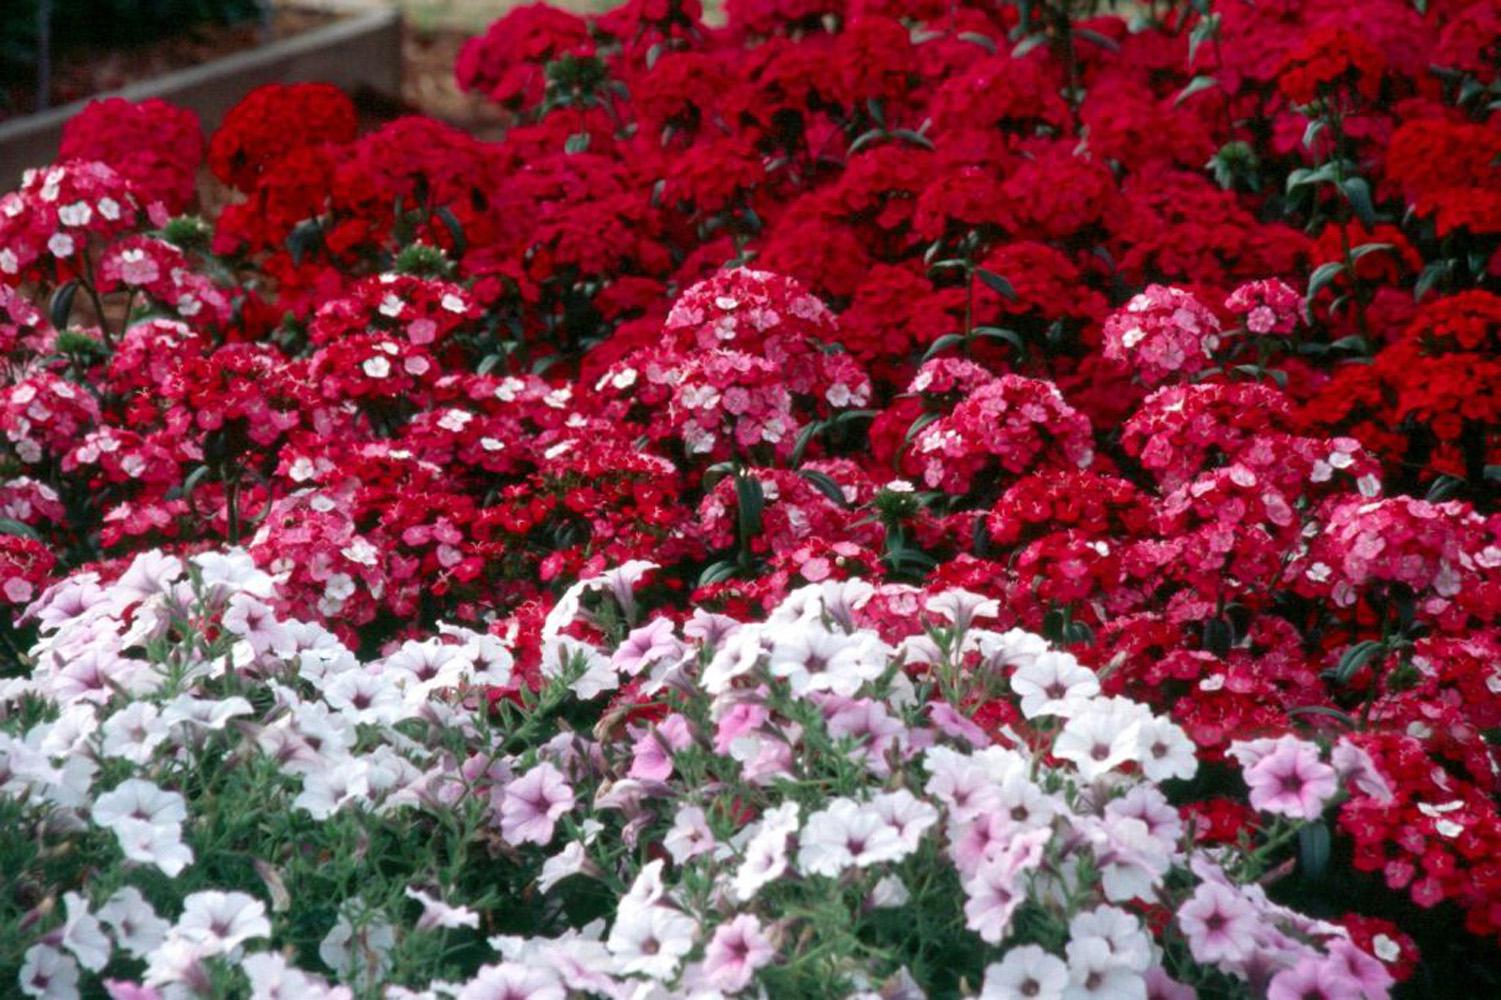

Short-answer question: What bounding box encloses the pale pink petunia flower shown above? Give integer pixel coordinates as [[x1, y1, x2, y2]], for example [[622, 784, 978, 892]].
[[1266, 954, 1367, 1000], [702, 914, 775, 993], [713, 700, 769, 755], [962, 828, 1051, 943], [1331, 738, 1394, 803], [1239, 735, 1339, 819], [1326, 938, 1395, 998], [1177, 881, 1259, 967], [612, 618, 683, 676], [500, 762, 575, 846], [1143, 967, 1196, 1000], [664, 805, 719, 865], [628, 713, 695, 782]]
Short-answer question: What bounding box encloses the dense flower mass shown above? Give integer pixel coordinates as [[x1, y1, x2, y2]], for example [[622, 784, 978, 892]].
[[0, 0, 1498, 995]]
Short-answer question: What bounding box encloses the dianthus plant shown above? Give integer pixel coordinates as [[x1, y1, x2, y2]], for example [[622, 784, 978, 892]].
[[2, 552, 1391, 999]]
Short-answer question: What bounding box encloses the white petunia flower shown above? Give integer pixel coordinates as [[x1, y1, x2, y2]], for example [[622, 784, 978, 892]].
[[98, 886, 170, 959], [1136, 715, 1197, 782], [175, 891, 271, 956], [242, 951, 353, 999], [99, 701, 170, 764], [1010, 650, 1100, 719], [457, 962, 565, 1000], [18, 943, 79, 999], [405, 887, 481, 931], [797, 798, 910, 877], [607, 904, 698, 981], [111, 818, 194, 876], [92, 779, 186, 832], [294, 757, 370, 819], [981, 945, 1069, 1000], [319, 905, 396, 989], [1053, 699, 1148, 782], [59, 892, 110, 972], [160, 694, 254, 732], [322, 669, 408, 726]]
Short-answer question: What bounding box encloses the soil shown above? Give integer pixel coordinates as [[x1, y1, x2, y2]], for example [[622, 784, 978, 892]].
[[398, 27, 506, 138], [1, 10, 340, 122], [1, 7, 506, 138]]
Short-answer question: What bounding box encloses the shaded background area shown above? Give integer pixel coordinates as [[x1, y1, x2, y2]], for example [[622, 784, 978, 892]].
[[0, 0, 620, 130]]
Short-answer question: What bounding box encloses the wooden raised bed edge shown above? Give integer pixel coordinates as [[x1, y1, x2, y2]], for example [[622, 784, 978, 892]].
[[0, 8, 402, 187]]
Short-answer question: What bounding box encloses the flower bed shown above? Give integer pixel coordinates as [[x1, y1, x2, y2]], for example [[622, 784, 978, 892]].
[[0, 0, 1498, 997]]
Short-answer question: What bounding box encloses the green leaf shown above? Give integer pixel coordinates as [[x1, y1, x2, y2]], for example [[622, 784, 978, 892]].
[[286, 219, 322, 267], [1413, 261, 1449, 302], [1174, 74, 1218, 106], [1187, 13, 1219, 64], [1287, 704, 1357, 727], [1063, 621, 1095, 646], [735, 475, 765, 548], [1286, 162, 1338, 193], [829, 408, 877, 428], [1298, 822, 1331, 879], [1348, 242, 1393, 261], [1202, 617, 1232, 658], [957, 31, 997, 54], [1341, 176, 1377, 228], [789, 419, 824, 469], [171, 464, 213, 505], [1425, 475, 1464, 503], [798, 469, 849, 508], [975, 268, 1016, 300], [0, 518, 42, 542], [886, 543, 938, 574], [920, 333, 967, 363], [848, 128, 888, 155], [890, 129, 935, 150], [973, 326, 1026, 354], [697, 560, 739, 587], [564, 132, 591, 154], [1334, 640, 1386, 683], [1232, 363, 1286, 388], [49, 280, 78, 331], [435, 206, 467, 259], [1302, 118, 1326, 151], [1011, 34, 1047, 59], [1075, 28, 1119, 52], [1306, 261, 1346, 302], [903, 411, 942, 444]]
